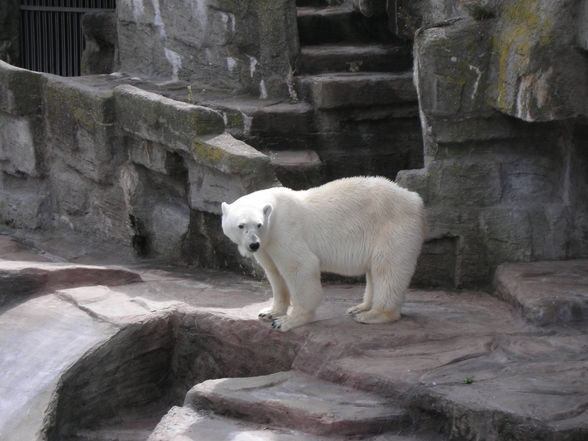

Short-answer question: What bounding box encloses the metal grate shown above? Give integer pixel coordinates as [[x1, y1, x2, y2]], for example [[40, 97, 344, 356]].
[[19, 0, 116, 77]]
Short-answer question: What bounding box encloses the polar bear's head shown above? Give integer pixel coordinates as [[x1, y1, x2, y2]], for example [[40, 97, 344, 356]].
[[221, 201, 273, 257]]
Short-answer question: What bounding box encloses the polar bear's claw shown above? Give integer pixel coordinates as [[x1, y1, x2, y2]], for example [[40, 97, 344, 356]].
[[346, 303, 371, 315], [258, 308, 286, 321]]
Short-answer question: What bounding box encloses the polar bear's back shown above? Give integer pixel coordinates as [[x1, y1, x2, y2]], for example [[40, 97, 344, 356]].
[[296, 176, 424, 275], [303, 176, 422, 218]]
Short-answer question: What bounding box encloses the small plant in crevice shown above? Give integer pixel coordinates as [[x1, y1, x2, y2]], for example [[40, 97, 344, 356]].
[[463, 376, 475, 384]]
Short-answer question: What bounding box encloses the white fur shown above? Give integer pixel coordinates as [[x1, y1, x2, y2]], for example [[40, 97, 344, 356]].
[[221, 176, 425, 331]]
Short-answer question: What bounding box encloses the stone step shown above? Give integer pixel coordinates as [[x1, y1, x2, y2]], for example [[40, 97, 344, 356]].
[[248, 101, 315, 135], [298, 43, 412, 74], [297, 5, 390, 45], [149, 406, 330, 441], [184, 370, 411, 437], [297, 71, 417, 110], [270, 150, 323, 189], [494, 259, 588, 326]]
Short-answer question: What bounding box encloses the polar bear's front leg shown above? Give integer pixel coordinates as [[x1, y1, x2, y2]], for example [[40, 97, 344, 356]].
[[270, 253, 322, 332], [255, 252, 290, 321]]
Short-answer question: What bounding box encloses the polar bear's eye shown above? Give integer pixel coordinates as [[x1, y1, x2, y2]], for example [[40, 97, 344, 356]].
[[257, 223, 262, 229], [238, 224, 244, 229]]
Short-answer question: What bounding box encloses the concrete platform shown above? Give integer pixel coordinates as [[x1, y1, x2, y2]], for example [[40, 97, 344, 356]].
[[0, 235, 586, 441]]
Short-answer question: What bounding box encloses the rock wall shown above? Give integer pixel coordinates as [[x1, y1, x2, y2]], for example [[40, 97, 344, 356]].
[[0, 61, 278, 272], [116, 0, 299, 99], [397, 0, 588, 287]]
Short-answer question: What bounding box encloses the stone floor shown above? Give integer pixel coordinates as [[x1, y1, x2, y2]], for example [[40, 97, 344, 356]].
[[0, 233, 586, 441]]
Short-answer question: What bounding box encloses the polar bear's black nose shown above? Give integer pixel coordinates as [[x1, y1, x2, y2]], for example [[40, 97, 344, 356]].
[[249, 242, 260, 251]]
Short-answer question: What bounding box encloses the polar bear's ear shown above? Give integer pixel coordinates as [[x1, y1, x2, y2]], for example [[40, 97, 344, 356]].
[[263, 203, 273, 219], [221, 202, 229, 217]]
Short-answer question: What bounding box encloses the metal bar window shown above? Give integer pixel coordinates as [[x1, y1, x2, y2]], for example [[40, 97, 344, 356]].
[[19, 0, 116, 76]]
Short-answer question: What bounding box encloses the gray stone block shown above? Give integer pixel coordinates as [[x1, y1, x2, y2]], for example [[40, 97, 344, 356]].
[[299, 71, 417, 110], [49, 161, 92, 217], [495, 259, 588, 326], [429, 159, 502, 207], [0, 173, 48, 230], [0, 114, 37, 176], [45, 77, 117, 184], [414, 17, 493, 118], [0, 61, 44, 117], [116, 0, 298, 98], [151, 201, 191, 258], [127, 138, 169, 175], [478, 207, 533, 263], [188, 163, 247, 214], [114, 85, 225, 152]]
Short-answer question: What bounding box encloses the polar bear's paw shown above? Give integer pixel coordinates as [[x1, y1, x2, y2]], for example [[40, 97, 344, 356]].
[[270, 313, 313, 332], [346, 302, 371, 316], [352, 308, 400, 324], [258, 307, 287, 321]]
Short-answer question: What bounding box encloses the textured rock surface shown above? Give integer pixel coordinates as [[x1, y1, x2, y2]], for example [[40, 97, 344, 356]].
[[0, 61, 278, 273], [186, 370, 409, 436], [0, 260, 142, 309], [0, 236, 586, 441], [149, 406, 329, 441], [116, 0, 298, 98], [489, 0, 588, 121], [397, 9, 588, 287], [0, 295, 119, 441], [495, 259, 588, 326]]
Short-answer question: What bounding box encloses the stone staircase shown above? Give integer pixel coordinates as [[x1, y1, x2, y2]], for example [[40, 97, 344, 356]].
[[191, 0, 421, 189], [149, 370, 440, 441], [280, 0, 421, 186]]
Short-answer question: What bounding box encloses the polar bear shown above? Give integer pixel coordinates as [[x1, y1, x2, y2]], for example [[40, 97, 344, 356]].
[[221, 176, 425, 332]]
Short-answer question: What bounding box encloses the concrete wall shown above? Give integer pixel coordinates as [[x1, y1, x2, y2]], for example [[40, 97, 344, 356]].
[[0, 61, 277, 272]]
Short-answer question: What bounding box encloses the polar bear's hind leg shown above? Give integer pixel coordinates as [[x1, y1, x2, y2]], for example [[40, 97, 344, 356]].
[[346, 271, 373, 315], [352, 226, 420, 324]]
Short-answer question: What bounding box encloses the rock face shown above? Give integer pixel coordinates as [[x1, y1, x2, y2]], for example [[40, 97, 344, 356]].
[[396, 0, 588, 287], [0, 61, 278, 273], [489, 0, 588, 121], [116, 0, 299, 99]]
